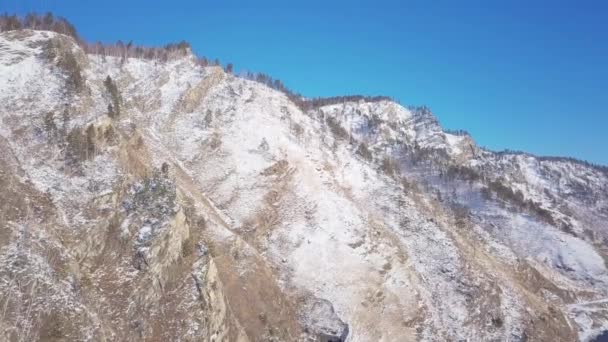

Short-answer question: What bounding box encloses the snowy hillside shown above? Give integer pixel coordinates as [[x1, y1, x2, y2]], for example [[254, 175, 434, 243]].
[[1, 29, 608, 342]]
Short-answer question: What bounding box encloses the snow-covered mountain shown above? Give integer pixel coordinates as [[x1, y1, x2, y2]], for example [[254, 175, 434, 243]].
[[1, 29, 607, 342]]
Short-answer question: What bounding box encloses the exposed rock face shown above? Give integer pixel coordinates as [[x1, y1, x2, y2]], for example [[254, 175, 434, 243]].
[[1, 29, 608, 341], [300, 299, 349, 342]]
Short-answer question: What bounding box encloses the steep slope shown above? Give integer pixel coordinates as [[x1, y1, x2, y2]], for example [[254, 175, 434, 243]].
[[1, 29, 607, 342]]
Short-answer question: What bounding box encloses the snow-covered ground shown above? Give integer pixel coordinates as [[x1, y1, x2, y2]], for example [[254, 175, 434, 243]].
[[1, 29, 607, 341]]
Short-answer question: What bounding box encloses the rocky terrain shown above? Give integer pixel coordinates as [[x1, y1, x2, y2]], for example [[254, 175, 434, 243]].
[[1, 28, 607, 341]]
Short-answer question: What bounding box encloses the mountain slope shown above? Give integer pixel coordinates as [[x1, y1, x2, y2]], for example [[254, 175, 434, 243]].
[[1, 29, 607, 342]]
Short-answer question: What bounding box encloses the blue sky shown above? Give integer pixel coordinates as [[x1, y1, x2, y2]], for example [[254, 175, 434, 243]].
[[3, 0, 607, 164]]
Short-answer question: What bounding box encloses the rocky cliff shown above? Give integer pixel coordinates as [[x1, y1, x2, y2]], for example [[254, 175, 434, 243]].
[[1, 29, 607, 341]]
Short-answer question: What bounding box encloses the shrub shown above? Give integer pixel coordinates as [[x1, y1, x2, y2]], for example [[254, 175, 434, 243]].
[[126, 169, 177, 218], [240, 71, 392, 111], [181, 238, 194, 258], [491, 316, 503, 328], [487, 179, 525, 205], [44, 111, 58, 141], [161, 162, 170, 175], [485, 179, 558, 227], [293, 123, 305, 142], [444, 129, 470, 137], [367, 114, 382, 132], [381, 157, 399, 177], [62, 51, 84, 92], [65, 126, 93, 163], [225, 63, 234, 73], [356, 142, 373, 161], [326, 116, 349, 140], [104, 76, 121, 117], [42, 37, 85, 93], [446, 165, 480, 182], [451, 202, 470, 228]]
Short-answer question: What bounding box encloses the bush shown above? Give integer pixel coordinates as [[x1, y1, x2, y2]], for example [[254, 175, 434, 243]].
[[451, 202, 470, 228], [487, 179, 525, 205], [446, 165, 480, 182], [326, 116, 349, 140], [367, 114, 382, 132], [126, 169, 177, 218], [60, 47, 83, 91], [356, 142, 373, 161], [444, 129, 470, 137], [240, 71, 392, 111], [381, 157, 399, 177], [44, 111, 58, 141], [485, 179, 557, 227], [1, 12, 76, 38], [104, 76, 121, 117], [42, 37, 85, 93], [65, 126, 94, 163], [181, 238, 194, 258], [225, 63, 233, 73]]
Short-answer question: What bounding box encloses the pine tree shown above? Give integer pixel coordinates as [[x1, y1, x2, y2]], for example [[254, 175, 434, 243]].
[[104, 76, 121, 118], [225, 63, 234, 74]]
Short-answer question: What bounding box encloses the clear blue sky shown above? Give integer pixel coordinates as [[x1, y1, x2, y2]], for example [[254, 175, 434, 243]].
[[3, 0, 607, 164]]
